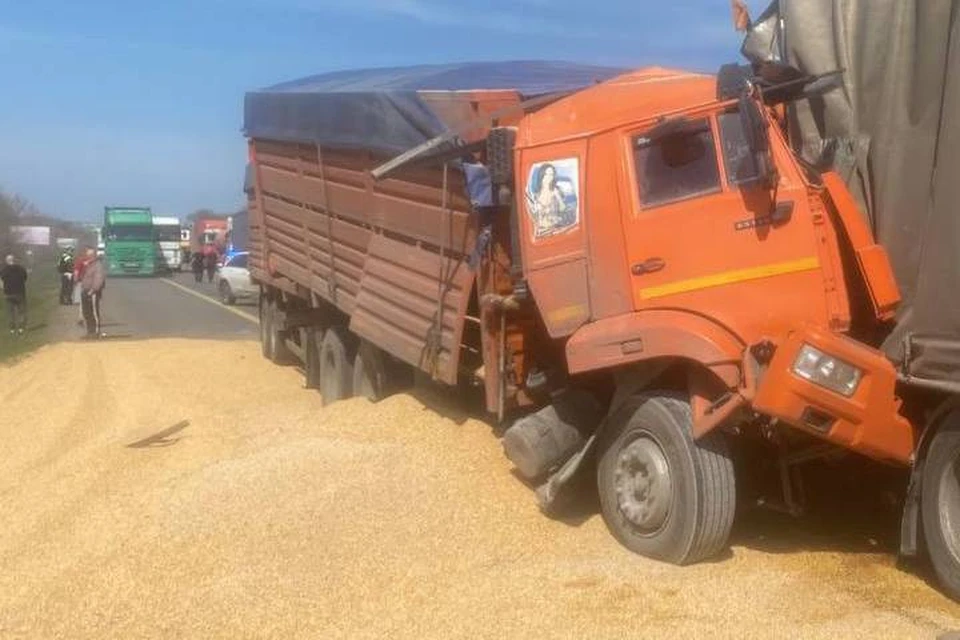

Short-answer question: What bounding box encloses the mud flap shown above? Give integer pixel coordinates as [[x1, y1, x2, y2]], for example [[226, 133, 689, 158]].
[[900, 465, 922, 557], [535, 362, 670, 512], [536, 434, 596, 513]]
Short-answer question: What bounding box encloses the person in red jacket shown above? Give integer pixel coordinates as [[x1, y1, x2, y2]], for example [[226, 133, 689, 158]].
[[73, 248, 93, 326]]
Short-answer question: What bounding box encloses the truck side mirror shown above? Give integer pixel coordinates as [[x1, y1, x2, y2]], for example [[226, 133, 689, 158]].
[[738, 93, 778, 190]]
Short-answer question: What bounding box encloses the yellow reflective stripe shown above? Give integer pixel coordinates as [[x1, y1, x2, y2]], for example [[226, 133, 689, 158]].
[[639, 256, 820, 300]]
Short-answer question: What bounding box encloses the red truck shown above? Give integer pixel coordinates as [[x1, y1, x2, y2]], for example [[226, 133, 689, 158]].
[[189, 217, 229, 264], [243, 12, 960, 600]]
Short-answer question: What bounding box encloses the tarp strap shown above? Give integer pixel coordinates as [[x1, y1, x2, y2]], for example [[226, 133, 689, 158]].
[[316, 143, 336, 300], [428, 163, 451, 380]]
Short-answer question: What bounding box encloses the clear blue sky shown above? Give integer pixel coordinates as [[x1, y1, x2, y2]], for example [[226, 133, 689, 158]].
[[0, 0, 759, 223]]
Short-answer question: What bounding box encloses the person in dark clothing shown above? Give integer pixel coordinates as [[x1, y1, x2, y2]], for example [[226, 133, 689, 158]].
[[57, 248, 75, 305], [191, 252, 204, 283], [204, 250, 217, 283], [1, 254, 28, 335]]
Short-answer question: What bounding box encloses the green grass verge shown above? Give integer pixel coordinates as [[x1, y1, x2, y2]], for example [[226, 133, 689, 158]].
[[0, 259, 62, 363]]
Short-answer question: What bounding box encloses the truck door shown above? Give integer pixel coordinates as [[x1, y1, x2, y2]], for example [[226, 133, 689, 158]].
[[618, 111, 833, 336]]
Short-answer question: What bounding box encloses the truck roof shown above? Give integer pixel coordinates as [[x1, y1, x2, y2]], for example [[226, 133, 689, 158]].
[[105, 207, 152, 225], [243, 61, 626, 154], [518, 67, 714, 147]]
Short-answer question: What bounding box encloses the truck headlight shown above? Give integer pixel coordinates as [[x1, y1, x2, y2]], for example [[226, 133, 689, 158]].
[[792, 344, 862, 397]]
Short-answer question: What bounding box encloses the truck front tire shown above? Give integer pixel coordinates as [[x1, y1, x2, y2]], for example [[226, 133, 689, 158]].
[[597, 392, 736, 565], [921, 420, 960, 600], [319, 327, 355, 406]]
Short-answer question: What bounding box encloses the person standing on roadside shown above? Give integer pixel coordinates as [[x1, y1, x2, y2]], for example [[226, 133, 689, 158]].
[[79, 247, 106, 338], [204, 248, 217, 283], [74, 247, 93, 325], [1, 254, 28, 336], [57, 247, 75, 305], [191, 251, 204, 283]]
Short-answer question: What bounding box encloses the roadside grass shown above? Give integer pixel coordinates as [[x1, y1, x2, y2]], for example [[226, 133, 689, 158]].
[[0, 259, 61, 363]]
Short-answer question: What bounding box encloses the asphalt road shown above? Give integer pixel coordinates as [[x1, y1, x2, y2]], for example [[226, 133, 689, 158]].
[[49, 271, 259, 342]]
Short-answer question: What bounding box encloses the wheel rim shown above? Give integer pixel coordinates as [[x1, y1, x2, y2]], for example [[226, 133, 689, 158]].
[[613, 434, 672, 534], [938, 454, 960, 566]]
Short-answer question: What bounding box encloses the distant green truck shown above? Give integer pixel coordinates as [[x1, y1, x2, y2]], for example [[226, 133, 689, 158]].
[[103, 207, 156, 276]]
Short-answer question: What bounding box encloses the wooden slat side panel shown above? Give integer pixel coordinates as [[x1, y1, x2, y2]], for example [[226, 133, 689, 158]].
[[252, 138, 479, 382], [350, 313, 454, 377], [352, 233, 474, 385], [256, 144, 476, 254]]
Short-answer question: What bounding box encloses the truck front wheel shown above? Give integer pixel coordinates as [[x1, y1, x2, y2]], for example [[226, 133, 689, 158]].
[[597, 392, 736, 565], [921, 420, 960, 600], [319, 327, 355, 406]]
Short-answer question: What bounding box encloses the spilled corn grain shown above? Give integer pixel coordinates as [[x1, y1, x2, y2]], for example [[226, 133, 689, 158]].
[[1, 339, 959, 639]]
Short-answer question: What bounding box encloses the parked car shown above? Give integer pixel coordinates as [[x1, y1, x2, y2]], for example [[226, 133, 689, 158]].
[[216, 251, 257, 305]]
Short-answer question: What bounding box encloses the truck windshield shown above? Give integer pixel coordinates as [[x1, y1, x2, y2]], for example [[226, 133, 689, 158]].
[[155, 226, 181, 242], [105, 225, 153, 241]]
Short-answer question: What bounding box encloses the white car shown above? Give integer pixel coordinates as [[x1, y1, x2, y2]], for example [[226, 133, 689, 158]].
[[217, 252, 258, 305]]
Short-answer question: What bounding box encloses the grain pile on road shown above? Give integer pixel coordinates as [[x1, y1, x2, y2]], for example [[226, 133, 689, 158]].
[[1, 339, 959, 639]]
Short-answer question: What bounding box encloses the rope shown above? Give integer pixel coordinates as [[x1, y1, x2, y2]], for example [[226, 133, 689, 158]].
[[316, 143, 336, 300], [430, 163, 450, 379]]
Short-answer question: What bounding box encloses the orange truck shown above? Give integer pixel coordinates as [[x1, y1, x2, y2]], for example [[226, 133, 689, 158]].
[[243, 16, 960, 599]]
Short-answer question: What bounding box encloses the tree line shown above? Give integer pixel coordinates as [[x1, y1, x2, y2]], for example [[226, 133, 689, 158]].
[[0, 190, 95, 257]]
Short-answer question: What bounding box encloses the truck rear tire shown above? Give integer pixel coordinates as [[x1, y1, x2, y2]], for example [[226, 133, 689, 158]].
[[305, 326, 326, 390], [353, 341, 388, 402], [260, 300, 273, 360], [597, 392, 735, 565], [265, 299, 294, 365], [921, 420, 960, 601], [319, 327, 355, 406]]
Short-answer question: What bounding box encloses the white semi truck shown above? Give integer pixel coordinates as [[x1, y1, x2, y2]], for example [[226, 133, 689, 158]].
[[152, 216, 182, 272]]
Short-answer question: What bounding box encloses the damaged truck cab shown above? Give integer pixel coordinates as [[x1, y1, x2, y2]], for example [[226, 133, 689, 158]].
[[495, 67, 916, 562]]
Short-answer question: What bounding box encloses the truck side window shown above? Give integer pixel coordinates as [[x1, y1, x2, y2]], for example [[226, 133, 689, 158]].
[[635, 119, 720, 208], [717, 111, 761, 185]]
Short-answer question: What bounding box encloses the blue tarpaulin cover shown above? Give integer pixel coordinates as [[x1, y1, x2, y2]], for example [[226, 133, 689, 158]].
[[243, 61, 626, 155]]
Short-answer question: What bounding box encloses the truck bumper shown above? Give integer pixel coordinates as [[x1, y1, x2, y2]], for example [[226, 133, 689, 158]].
[[752, 325, 916, 465]]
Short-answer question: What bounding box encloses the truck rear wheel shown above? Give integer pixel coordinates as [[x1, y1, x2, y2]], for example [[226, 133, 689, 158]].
[[319, 327, 355, 406], [597, 392, 735, 565], [353, 341, 388, 402], [921, 420, 960, 600], [259, 299, 273, 360], [264, 299, 294, 365], [305, 326, 326, 390]]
